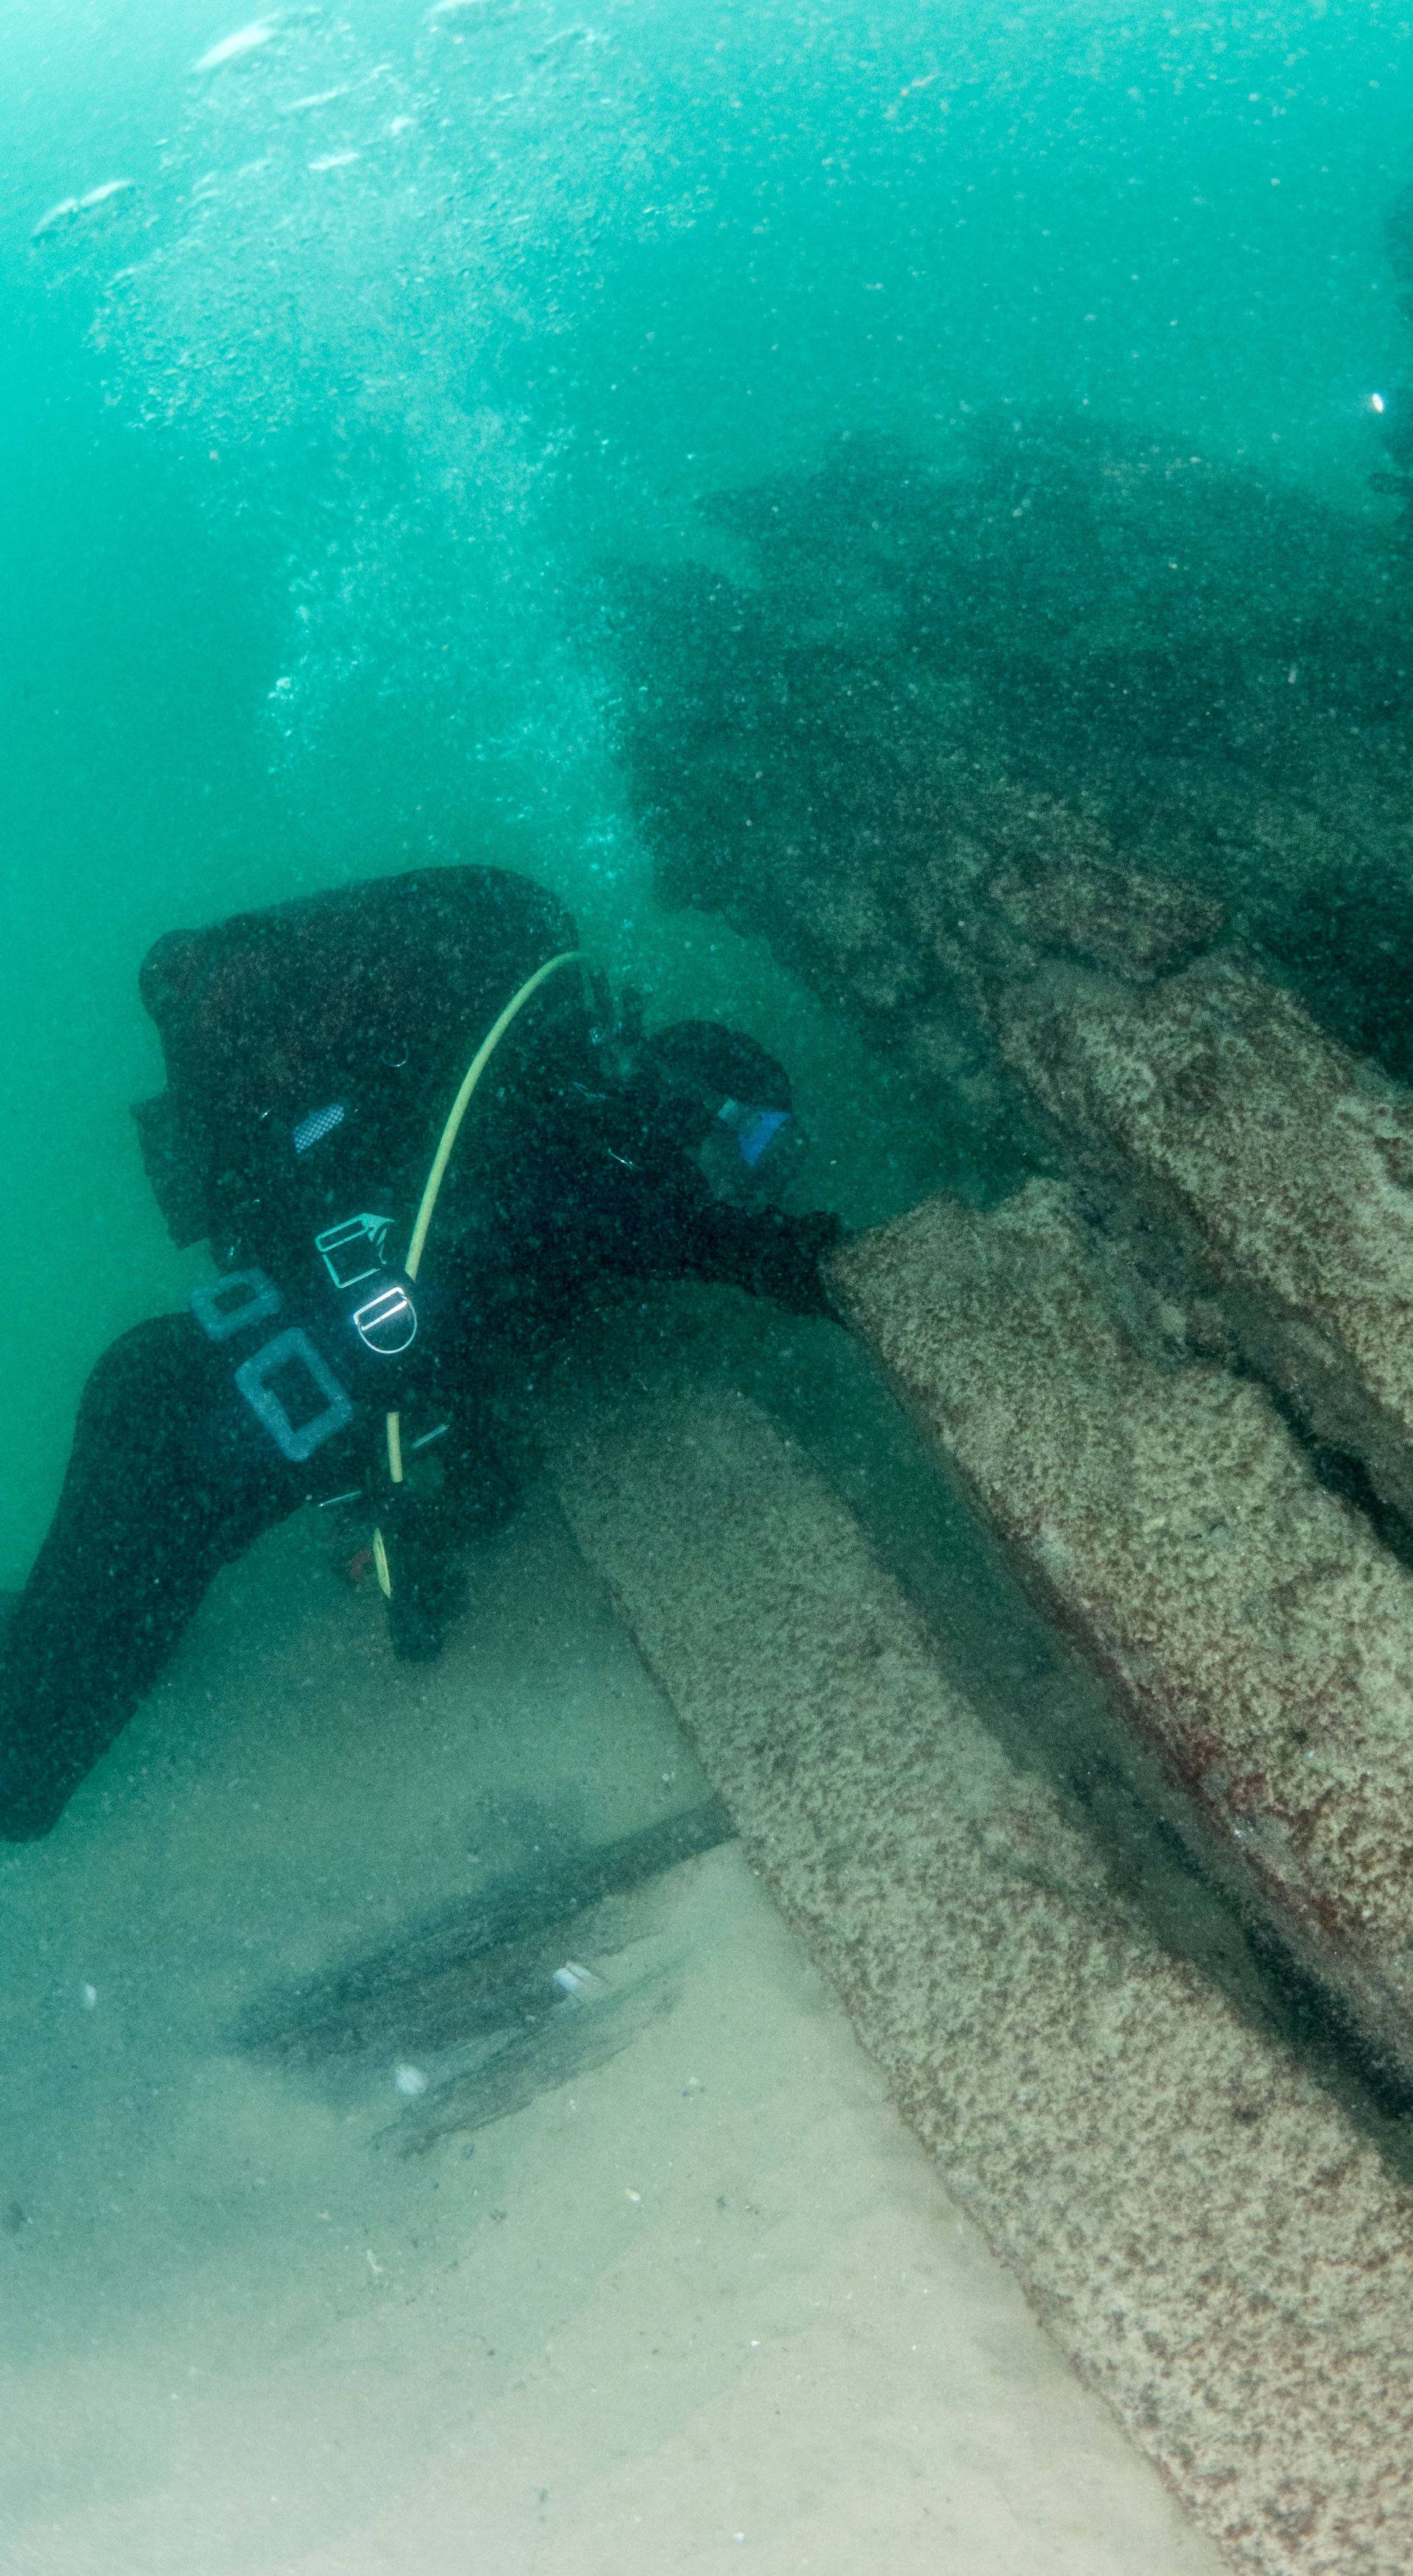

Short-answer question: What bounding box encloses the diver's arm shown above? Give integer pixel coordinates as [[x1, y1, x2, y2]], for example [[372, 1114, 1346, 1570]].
[[568, 1152, 847, 1314], [659, 1195, 847, 1313]]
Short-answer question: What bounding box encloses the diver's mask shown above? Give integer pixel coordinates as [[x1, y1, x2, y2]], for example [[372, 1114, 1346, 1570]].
[[693, 1095, 810, 1206]]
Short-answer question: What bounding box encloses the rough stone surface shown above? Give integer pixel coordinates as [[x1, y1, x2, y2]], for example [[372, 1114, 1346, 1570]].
[[553, 1381, 1413, 2576], [996, 953, 1413, 1519], [605, 428, 1413, 1181], [988, 854, 1225, 980], [829, 1181, 1413, 2091]]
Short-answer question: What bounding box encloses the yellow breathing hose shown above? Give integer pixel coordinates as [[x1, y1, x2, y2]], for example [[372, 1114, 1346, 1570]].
[[374, 946, 585, 1597]]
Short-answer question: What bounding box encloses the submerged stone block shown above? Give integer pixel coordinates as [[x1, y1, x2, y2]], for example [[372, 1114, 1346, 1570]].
[[996, 952, 1413, 1519], [988, 854, 1225, 981], [553, 1379, 1413, 2576], [829, 1180, 1413, 2092]]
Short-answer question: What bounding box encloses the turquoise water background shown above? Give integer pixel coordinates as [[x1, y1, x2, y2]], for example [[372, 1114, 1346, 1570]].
[[3, 0, 1412, 1579]]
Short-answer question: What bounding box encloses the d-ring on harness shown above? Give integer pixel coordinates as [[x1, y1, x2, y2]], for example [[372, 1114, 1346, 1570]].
[[372, 946, 585, 1599]]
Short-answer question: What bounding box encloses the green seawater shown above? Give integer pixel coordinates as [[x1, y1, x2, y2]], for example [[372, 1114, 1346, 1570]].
[[4, 0, 1411, 1575], [3, 9, 1413, 2556]]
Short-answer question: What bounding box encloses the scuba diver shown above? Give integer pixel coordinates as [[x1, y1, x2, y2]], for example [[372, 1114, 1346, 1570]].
[[0, 863, 844, 1843]]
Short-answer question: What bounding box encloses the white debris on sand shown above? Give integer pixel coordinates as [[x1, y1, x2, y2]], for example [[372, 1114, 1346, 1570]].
[[552, 1961, 607, 2000]]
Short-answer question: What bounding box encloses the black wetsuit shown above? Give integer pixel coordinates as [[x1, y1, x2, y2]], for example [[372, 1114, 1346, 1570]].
[[0, 866, 839, 1842]]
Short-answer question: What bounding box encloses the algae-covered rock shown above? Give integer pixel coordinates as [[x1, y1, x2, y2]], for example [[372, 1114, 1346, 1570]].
[[830, 1180, 1413, 2092], [603, 422, 1413, 1096], [988, 854, 1225, 980], [996, 954, 1413, 1518], [554, 1375, 1413, 2576]]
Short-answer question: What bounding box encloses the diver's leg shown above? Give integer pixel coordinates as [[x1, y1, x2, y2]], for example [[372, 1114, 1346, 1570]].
[[0, 1316, 302, 1841]]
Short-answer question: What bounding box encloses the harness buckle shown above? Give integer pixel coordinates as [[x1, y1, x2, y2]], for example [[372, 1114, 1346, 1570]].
[[315, 1214, 395, 1290], [189, 1268, 283, 1342], [234, 1328, 355, 1464], [351, 1282, 418, 1358]]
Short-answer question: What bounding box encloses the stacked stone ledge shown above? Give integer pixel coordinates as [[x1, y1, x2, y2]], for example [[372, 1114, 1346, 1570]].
[[991, 935, 1413, 1527], [692, 748, 1413, 1535], [829, 1182, 1413, 2091], [553, 1380, 1413, 2573], [650, 757, 1413, 2074]]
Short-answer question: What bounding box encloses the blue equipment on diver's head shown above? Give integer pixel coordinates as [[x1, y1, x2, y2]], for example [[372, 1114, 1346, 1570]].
[[631, 1018, 808, 1208], [693, 1094, 809, 1206]]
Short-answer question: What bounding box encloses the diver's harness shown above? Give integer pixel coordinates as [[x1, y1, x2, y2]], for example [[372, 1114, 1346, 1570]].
[[188, 947, 587, 1593], [187, 945, 806, 1602]]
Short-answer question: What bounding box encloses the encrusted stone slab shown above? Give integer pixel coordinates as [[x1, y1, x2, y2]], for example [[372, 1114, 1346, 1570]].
[[988, 854, 1225, 980], [553, 1381, 1413, 2576], [996, 952, 1413, 1518], [829, 1181, 1413, 2092]]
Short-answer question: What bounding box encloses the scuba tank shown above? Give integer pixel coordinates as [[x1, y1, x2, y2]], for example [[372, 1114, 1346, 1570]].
[[129, 864, 585, 1250]]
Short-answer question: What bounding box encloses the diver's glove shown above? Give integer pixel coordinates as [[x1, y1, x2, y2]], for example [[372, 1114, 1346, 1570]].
[[746, 1209, 849, 1316]]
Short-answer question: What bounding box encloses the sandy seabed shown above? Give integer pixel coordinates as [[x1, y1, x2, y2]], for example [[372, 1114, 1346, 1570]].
[[0, 1492, 1219, 2574]]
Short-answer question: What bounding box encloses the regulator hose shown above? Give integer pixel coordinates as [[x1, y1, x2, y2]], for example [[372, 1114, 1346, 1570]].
[[375, 945, 585, 1593]]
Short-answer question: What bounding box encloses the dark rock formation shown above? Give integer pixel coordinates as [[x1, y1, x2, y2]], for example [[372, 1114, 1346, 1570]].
[[601, 421, 1413, 1519], [601, 420, 1413, 1106]]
